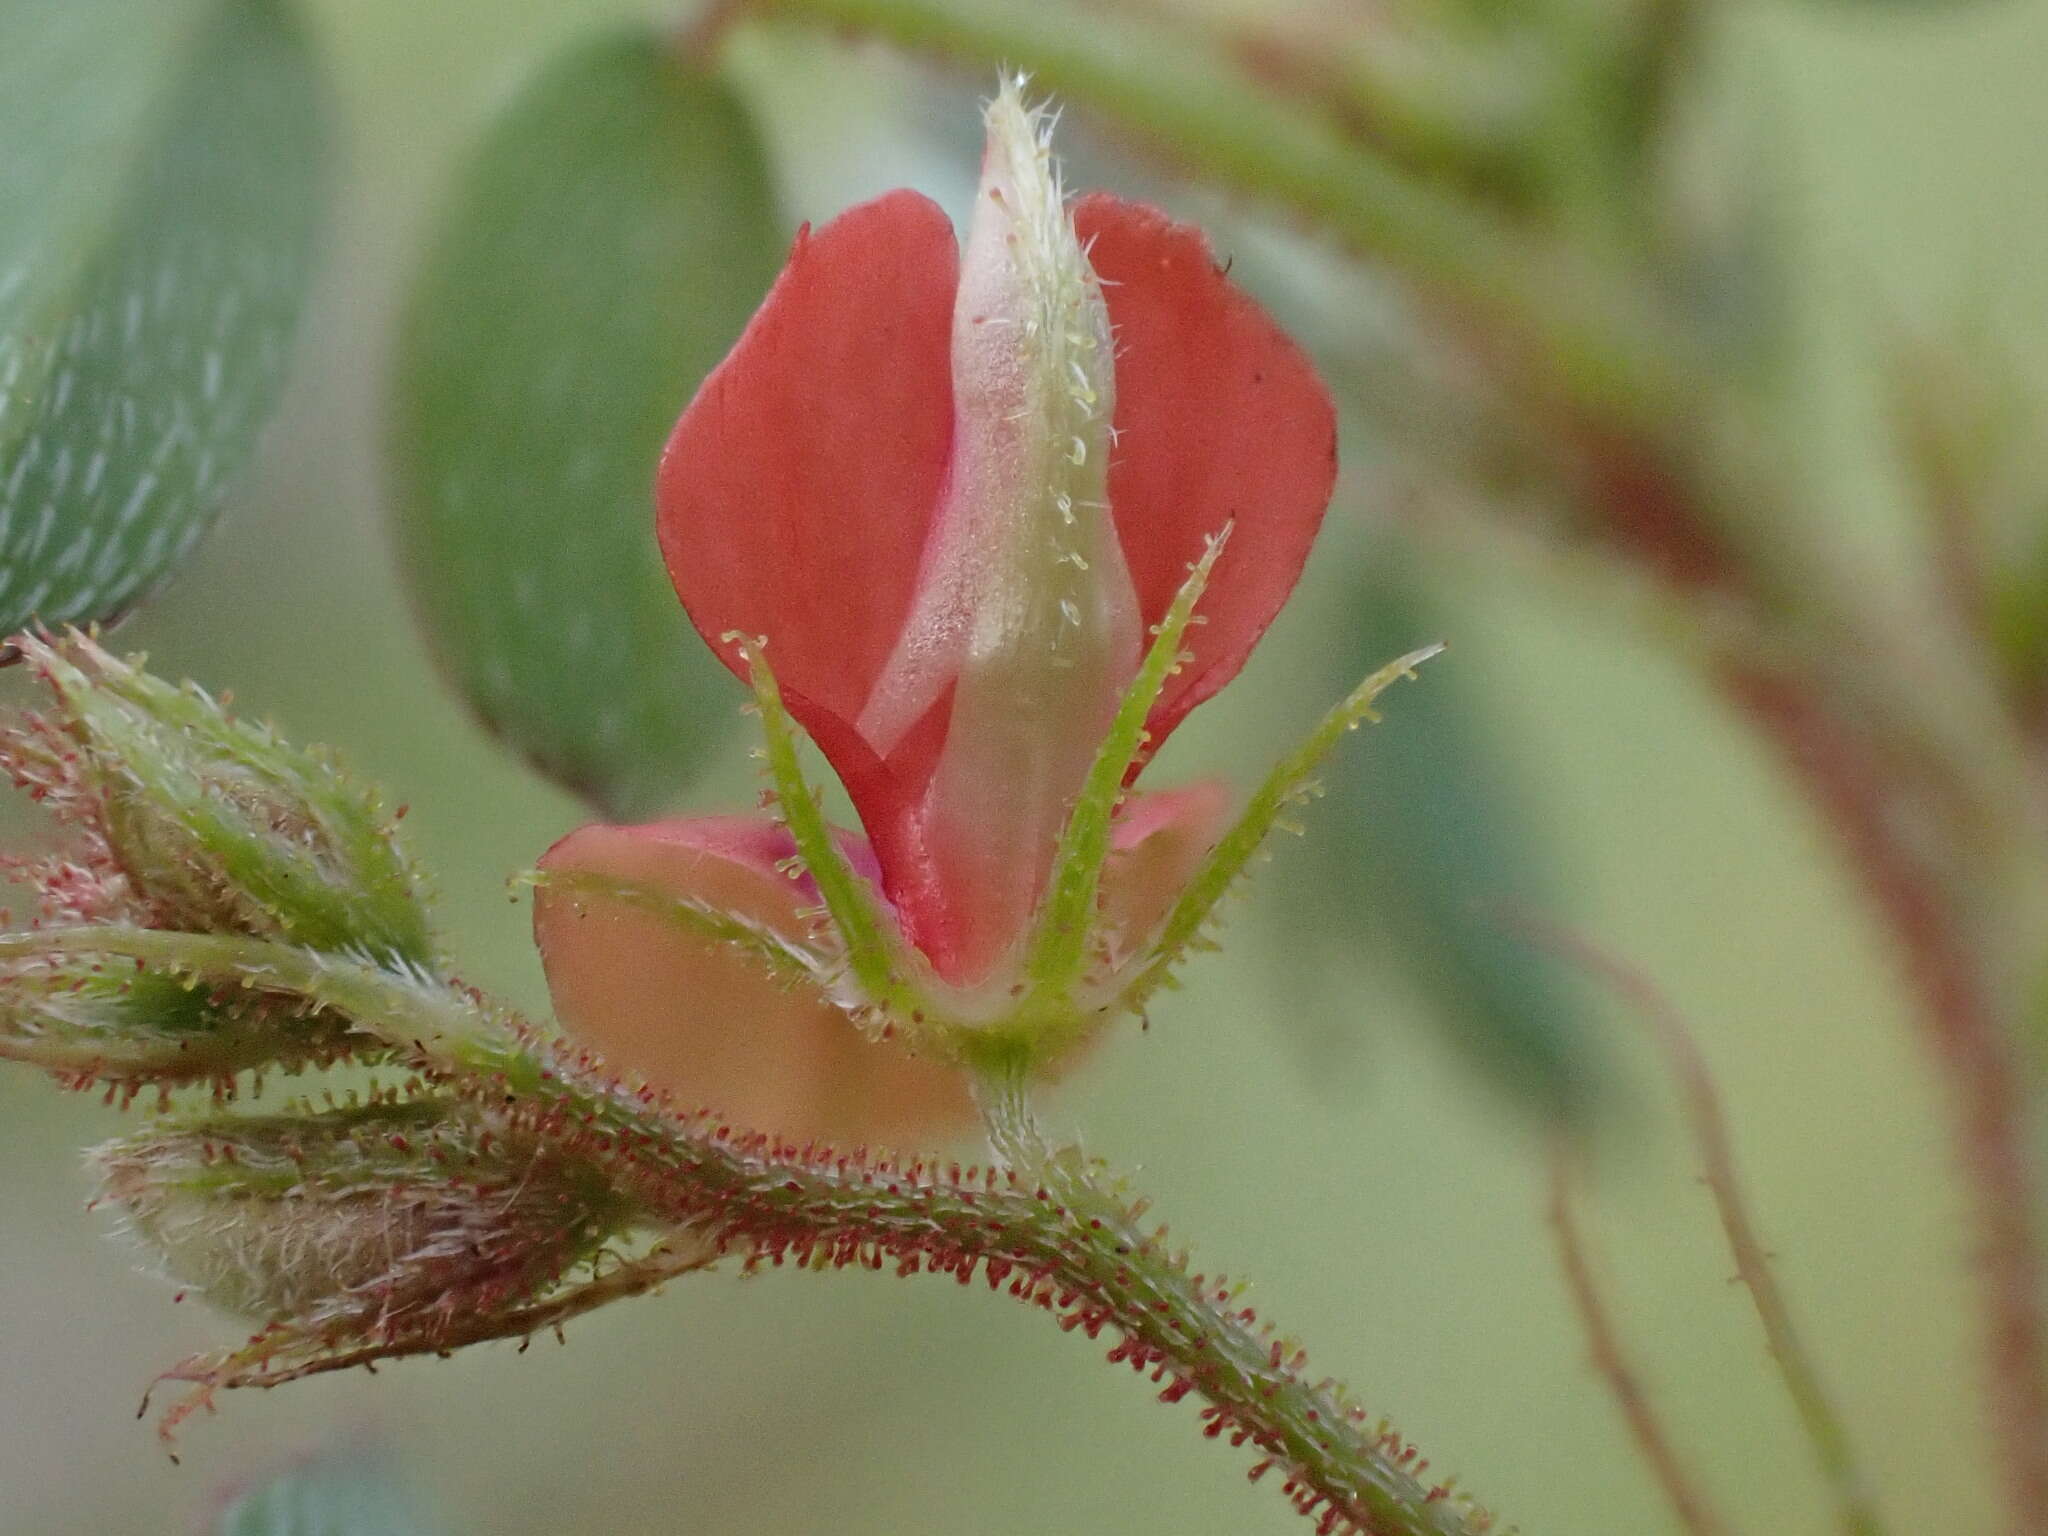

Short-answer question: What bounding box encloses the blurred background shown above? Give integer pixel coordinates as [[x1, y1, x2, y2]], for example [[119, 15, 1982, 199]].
[[4, 0, 2048, 1531]]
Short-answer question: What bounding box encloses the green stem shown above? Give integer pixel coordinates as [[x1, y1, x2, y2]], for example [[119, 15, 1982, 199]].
[[732, 0, 1693, 425], [968, 1046, 1045, 1170], [718, 5, 2048, 1524], [25, 926, 1502, 1536], [1721, 668, 2048, 1534]]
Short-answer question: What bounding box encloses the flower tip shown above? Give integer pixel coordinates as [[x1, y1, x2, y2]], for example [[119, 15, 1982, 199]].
[[985, 72, 1044, 151], [974, 74, 1072, 281]]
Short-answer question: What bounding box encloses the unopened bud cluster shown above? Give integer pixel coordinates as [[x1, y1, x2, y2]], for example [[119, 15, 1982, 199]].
[[96, 1098, 631, 1330], [5, 632, 433, 961], [0, 632, 635, 1342], [0, 632, 433, 1093]]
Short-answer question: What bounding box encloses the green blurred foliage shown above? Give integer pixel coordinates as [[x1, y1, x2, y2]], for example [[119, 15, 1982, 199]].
[[0, 2, 2043, 1534], [0, 0, 322, 636], [392, 27, 783, 820], [210, 1447, 442, 1536], [1284, 537, 1601, 1123]]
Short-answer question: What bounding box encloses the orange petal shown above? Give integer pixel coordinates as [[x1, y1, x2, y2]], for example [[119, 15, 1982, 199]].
[[533, 817, 973, 1146], [1099, 782, 1233, 966]]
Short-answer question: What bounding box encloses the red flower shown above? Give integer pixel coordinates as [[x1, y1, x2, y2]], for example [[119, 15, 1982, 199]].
[[535, 85, 1334, 1140]]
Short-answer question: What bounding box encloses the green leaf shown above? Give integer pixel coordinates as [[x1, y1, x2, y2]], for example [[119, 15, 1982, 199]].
[[0, 0, 323, 636], [1294, 541, 1601, 1120], [392, 27, 787, 819], [211, 1448, 442, 1536]]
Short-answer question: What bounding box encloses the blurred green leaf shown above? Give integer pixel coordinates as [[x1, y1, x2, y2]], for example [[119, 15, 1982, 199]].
[[392, 27, 786, 819], [1295, 540, 1599, 1120], [211, 1448, 442, 1536], [0, 0, 323, 638]]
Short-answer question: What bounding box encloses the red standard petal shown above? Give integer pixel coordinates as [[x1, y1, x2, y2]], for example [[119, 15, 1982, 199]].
[[657, 189, 959, 741], [533, 817, 972, 1145], [1073, 194, 1337, 759]]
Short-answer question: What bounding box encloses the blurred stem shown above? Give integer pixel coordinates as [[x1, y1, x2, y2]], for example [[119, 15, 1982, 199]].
[[1521, 920, 1889, 1536], [46, 926, 1501, 1536], [724, 0, 1699, 425], [1079, 0, 1540, 204], [1619, 0, 1701, 154], [1547, 1139, 1730, 1536], [1722, 665, 2048, 1532], [676, 0, 748, 56]]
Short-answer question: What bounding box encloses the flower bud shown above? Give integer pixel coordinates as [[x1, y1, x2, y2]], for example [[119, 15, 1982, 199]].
[[8, 632, 433, 966], [0, 951, 363, 1090], [94, 1101, 629, 1328], [653, 75, 1337, 1007], [858, 79, 1141, 985]]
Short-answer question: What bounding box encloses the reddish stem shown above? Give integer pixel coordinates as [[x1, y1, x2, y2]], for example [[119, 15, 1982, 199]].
[[1546, 1139, 1731, 1536], [1518, 916, 1889, 1535], [1722, 661, 2048, 1533], [673, 0, 749, 60]]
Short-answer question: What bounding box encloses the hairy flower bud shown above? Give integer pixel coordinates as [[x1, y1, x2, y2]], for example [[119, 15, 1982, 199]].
[[655, 71, 1333, 1009], [94, 1101, 631, 1329], [7, 632, 433, 966], [0, 951, 364, 1092], [857, 80, 1140, 986]]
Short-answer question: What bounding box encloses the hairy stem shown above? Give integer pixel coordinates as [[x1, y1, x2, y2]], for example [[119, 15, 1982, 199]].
[[969, 1046, 1046, 1170], [23, 927, 1501, 1536]]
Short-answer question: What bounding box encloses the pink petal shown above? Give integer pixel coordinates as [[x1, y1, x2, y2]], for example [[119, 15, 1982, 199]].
[[1099, 782, 1232, 963], [533, 817, 972, 1145], [656, 189, 959, 749], [1073, 194, 1337, 760]]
